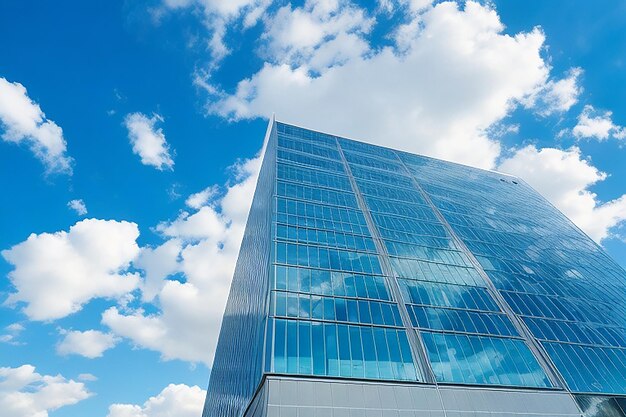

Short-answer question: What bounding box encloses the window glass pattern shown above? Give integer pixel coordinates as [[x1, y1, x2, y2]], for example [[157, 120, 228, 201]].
[[399, 280, 499, 311], [545, 343, 626, 393], [277, 149, 346, 173], [337, 139, 550, 389], [399, 151, 626, 395], [269, 291, 403, 327], [422, 332, 551, 387], [276, 197, 370, 236], [268, 318, 417, 380], [274, 265, 391, 300], [266, 123, 419, 382], [407, 306, 518, 337]]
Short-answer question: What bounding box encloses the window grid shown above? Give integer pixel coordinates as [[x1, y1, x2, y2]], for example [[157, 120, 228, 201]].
[[275, 223, 377, 253], [269, 318, 418, 381], [277, 181, 359, 209], [274, 242, 383, 275], [338, 148, 554, 390], [277, 149, 346, 173], [277, 162, 353, 192], [274, 265, 391, 300], [422, 331, 552, 388], [524, 316, 626, 349], [399, 151, 626, 394], [265, 122, 626, 395], [268, 133, 415, 384], [276, 197, 370, 236], [278, 135, 342, 160], [269, 290, 404, 327], [277, 125, 339, 147]]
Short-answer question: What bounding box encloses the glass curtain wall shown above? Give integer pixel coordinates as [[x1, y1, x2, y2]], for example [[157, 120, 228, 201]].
[[399, 152, 626, 394], [266, 123, 418, 382], [339, 138, 551, 388], [266, 123, 554, 389]]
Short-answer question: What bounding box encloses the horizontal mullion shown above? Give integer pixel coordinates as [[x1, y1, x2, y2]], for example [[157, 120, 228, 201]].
[[273, 262, 384, 277], [413, 327, 525, 341], [272, 289, 395, 303]]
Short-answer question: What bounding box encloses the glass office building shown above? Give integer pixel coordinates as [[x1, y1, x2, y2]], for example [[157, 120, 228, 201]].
[[202, 118, 626, 417]]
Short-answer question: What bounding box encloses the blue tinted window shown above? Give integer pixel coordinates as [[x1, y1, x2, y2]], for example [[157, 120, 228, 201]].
[[278, 124, 339, 147], [422, 332, 551, 388], [278, 136, 341, 160], [344, 151, 403, 171], [274, 319, 286, 373], [277, 181, 358, 208], [277, 149, 345, 173], [298, 321, 312, 374], [407, 305, 518, 337], [544, 343, 626, 394], [399, 280, 499, 311], [312, 322, 325, 375], [287, 320, 298, 373], [277, 162, 352, 191], [325, 323, 339, 376], [269, 319, 417, 381]]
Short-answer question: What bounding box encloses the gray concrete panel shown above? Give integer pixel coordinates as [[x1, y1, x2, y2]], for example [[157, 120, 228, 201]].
[[245, 377, 583, 417]]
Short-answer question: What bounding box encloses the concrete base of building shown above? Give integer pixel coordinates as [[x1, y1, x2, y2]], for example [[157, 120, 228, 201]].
[[245, 376, 583, 417]]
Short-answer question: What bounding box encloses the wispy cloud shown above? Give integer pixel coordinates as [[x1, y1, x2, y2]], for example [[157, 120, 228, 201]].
[[67, 199, 88, 216], [572, 105, 625, 140], [124, 112, 175, 171], [0, 77, 73, 174]]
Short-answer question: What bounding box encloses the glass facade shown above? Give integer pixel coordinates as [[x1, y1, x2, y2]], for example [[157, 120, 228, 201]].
[[204, 120, 626, 417], [269, 125, 418, 383], [400, 153, 626, 394]]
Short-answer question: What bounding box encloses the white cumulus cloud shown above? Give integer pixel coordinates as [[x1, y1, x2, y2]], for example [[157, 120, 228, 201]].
[[57, 329, 120, 358], [572, 104, 625, 140], [380, 0, 434, 14], [1, 151, 260, 365], [134, 239, 182, 302], [262, 0, 374, 72], [67, 199, 88, 216], [185, 185, 219, 209], [106, 383, 205, 417], [207, 1, 550, 169], [124, 113, 174, 170], [0, 77, 72, 174], [527, 67, 583, 116], [2, 219, 141, 321], [0, 364, 91, 417], [499, 145, 626, 242], [103, 155, 262, 365]]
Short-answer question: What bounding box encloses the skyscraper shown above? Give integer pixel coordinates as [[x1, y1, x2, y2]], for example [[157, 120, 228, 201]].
[[202, 118, 626, 417]]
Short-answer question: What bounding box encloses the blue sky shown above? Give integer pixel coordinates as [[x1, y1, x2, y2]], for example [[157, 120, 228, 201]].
[[1, 1, 625, 416]]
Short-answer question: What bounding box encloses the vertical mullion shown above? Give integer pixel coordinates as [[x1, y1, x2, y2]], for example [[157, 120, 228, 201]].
[[393, 150, 569, 390], [334, 138, 435, 383]]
